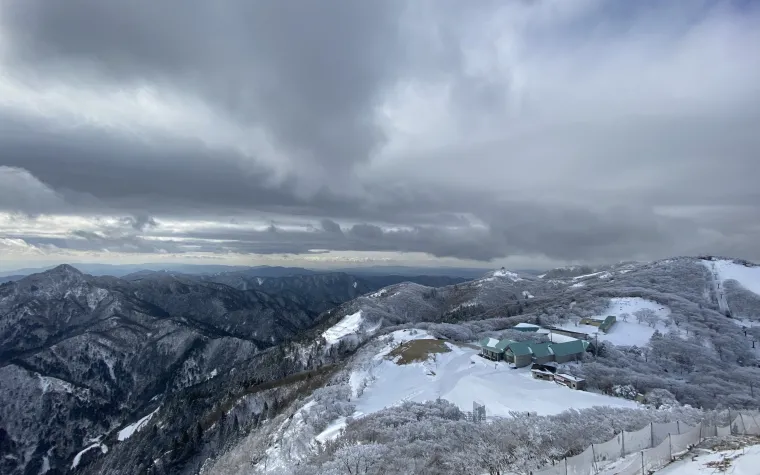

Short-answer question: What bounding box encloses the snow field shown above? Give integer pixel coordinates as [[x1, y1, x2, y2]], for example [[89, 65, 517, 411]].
[[492, 268, 523, 281], [336, 330, 637, 426], [558, 297, 672, 347], [321, 310, 363, 344], [71, 443, 108, 469], [655, 444, 760, 475], [117, 407, 160, 441]]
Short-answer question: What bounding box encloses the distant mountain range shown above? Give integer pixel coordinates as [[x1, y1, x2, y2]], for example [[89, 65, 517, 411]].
[[0, 263, 493, 279]]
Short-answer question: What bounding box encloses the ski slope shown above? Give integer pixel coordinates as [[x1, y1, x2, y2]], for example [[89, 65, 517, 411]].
[[704, 259, 760, 296], [345, 330, 637, 421]]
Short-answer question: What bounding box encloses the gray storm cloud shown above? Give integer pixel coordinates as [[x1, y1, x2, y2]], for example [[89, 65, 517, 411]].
[[0, 0, 759, 265]]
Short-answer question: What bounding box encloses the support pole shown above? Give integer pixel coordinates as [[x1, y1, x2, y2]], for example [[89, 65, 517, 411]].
[[668, 434, 673, 461], [621, 430, 626, 458], [641, 451, 645, 474]]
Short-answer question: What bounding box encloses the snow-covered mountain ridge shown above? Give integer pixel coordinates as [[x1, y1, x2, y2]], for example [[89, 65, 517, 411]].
[[196, 256, 760, 474], [3, 256, 760, 474]]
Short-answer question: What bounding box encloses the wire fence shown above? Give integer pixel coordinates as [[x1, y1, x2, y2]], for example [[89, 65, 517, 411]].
[[532, 411, 760, 475]]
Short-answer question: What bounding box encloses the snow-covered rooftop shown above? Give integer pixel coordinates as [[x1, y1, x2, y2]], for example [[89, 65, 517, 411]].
[[515, 322, 540, 329]]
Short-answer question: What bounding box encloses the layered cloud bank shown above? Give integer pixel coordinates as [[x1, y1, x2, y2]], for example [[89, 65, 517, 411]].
[[1, 1, 759, 267]]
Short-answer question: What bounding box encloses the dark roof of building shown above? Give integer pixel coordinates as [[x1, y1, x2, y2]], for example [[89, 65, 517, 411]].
[[505, 341, 533, 357], [528, 342, 554, 358], [550, 339, 587, 357], [479, 337, 504, 352], [599, 315, 617, 331], [495, 339, 514, 351], [531, 363, 558, 373]]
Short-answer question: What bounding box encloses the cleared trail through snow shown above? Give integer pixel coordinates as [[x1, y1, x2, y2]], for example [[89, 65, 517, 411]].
[[707, 261, 730, 316]]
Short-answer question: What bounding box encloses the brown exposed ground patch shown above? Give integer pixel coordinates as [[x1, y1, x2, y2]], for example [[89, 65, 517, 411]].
[[386, 339, 451, 365]]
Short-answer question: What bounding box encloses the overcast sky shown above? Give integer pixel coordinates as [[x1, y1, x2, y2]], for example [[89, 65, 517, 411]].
[[1, 0, 759, 271]]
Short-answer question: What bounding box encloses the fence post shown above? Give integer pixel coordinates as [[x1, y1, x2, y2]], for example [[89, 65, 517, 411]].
[[699, 421, 703, 441], [564, 457, 568, 475], [650, 422, 654, 447], [621, 430, 626, 458], [740, 414, 746, 435], [668, 433, 672, 461], [677, 420, 681, 435], [591, 444, 597, 474], [640, 451, 645, 474]]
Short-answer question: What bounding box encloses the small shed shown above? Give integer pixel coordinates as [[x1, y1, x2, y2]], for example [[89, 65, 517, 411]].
[[531, 368, 554, 382], [528, 342, 555, 365], [504, 341, 533, 368], [554, 373, 586, 390], [550, 340, 587, 364], [530, 363, 558, 382], [513, 323, 540, 332], [598, 315, 617, 333]]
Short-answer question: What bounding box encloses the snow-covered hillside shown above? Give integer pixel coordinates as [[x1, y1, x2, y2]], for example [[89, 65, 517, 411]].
[[704, 259, 760, 296], [490, 267, 523, 281], [656, 444, 760, 475], [331, 330, 636, 433]]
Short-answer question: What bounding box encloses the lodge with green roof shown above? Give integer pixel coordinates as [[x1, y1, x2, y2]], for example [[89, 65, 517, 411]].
[[478, 335, 590, 367]]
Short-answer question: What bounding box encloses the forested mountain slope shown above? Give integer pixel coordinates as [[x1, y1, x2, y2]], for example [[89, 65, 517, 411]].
[[0, 265, 329, 475], [3, 257, 759, 475]]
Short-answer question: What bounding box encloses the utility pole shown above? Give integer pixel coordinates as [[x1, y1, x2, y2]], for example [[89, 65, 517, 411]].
[[595, 333, 599, 357]]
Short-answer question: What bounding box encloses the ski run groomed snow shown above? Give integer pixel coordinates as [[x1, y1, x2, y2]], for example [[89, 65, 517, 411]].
[[703, 258, 760, 296]]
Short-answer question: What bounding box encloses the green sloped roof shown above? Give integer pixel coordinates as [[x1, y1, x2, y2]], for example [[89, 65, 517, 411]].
[[599, 315, 616, 331], [528, 342, 553, 358], [505, 341, 533, 356], [550, 340, 587, 357], [479, 337, 504, 352], [495, 339, 514, 351]]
